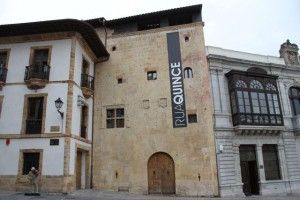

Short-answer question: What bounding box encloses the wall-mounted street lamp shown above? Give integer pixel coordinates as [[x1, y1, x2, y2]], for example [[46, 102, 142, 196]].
[[55, 97, 64, 119], [77, 95, 84, 107]]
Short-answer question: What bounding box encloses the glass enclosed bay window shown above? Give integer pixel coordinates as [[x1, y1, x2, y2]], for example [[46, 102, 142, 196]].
[[226, 68, 283, 126]]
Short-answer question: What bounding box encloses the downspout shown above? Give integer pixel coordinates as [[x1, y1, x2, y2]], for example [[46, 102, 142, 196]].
[[90, 67, 95, 189], [100, 18, 108, 48]]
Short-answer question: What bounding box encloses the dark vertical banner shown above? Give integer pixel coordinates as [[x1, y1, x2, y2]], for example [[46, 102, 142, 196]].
[[167, 32, 187, 128]]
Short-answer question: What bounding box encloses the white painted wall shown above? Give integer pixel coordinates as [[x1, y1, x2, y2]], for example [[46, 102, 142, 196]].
[[69, 138, 91, 175], [71, 41, 94, 139], [73, 41, 94, 86], [0, 38, 94, 181], [0, 138, 64, 175], [0, 39, 71, 83], [0, 39, 72, 134], [0, 83, 68, 134]]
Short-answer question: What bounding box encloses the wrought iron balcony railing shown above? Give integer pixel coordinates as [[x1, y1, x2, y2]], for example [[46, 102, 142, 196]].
[[25, 119, 42, 134], [81, 73, 94, 90], [232, 113, 283, 126], [24, 64, 50, 81]]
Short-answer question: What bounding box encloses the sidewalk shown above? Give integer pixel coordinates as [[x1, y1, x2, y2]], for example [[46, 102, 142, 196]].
[[0, 190, 300, 200]]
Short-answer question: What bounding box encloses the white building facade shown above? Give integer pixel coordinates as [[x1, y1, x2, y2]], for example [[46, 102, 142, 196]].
[[0, 20, 109, 192], [207, 40, 300, 197]]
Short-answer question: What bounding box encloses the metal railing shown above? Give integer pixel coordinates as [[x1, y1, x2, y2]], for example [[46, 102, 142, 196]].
[[81, 74, 94, 90], [24, 64, 50, 81], [25, 119, 42, 134]]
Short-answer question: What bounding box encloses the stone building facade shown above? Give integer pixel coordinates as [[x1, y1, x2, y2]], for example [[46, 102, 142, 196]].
[[207, 40, 300, 197], [90, 5, 218, 196]]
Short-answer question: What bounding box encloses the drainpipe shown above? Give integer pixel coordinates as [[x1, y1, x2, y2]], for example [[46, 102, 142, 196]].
[[99, 18, 107, 48]]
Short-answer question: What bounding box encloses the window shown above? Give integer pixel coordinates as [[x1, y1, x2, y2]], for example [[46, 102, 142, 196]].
[[31, 48, 50, 66], [0, 96, 3, 117], [82, 57, 89, 75], [118, 78, 123, 84], [226, 69, 283, 126], [184, 67, 193, 78], [106, 108, 124, 128], [26, 97, 44, 134], [80, 105, 88, 138], [26, 48, 51, 84], [188, 114, 197, 123], [289, 87, 300, 115], [262, 145, 281, 180], [23, 152, 40, 175], [81, 57, 94, 91], [147, 71, 157, 80], [0, 50, 9, 83], [0, 50, 8, 68], [138, 20, 160, 31]]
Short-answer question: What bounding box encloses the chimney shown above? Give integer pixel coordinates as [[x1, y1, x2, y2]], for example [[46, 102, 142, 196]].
[[279, 39, 299, 65]]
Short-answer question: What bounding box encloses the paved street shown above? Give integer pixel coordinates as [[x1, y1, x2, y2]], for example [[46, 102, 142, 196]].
[[0, 190, 300, 200]]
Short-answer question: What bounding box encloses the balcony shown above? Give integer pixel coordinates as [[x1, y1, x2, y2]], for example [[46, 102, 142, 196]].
[[25, 119, 42, 134], [232, 113, 284, 135], [24, 64, 50, 90], [81, 74, 94, 98], [232, 113, 284, 127], [0, 67, 7, 90]]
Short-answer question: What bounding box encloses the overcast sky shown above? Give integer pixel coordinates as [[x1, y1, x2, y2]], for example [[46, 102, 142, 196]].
[[1, 0, 299, 56]]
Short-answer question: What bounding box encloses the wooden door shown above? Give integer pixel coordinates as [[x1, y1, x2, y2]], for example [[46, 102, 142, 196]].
[[76, 151, 82, 189], [148, 152, 175, 194]]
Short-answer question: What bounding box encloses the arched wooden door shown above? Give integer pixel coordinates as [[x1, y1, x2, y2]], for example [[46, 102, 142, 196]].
[[148, 152, 175, 194]]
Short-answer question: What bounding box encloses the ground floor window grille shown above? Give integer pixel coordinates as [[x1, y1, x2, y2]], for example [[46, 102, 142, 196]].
[[262, 144, 281, 180]]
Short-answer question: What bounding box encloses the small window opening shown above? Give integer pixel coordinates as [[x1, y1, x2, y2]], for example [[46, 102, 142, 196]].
[[185, 36, 189, 42], [147, 71, 157, 80], [117, 78, 123, 84], [112, 46, 116, 51], [106, 108, 125, 128], [184, 67, 193, 78], [188, 114, 197, 123], [138, 20, 160, 31]]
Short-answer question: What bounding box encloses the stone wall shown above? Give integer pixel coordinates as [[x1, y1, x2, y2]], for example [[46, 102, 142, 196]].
[[92, 23, 218, 196]]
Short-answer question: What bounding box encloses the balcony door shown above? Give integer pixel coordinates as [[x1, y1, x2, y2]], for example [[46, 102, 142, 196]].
[[32, 49, 49, 66], [26, 97, 44, 134]]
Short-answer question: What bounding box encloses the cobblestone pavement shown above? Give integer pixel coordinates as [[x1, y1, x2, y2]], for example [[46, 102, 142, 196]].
[[0, 190, 299, 200]]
